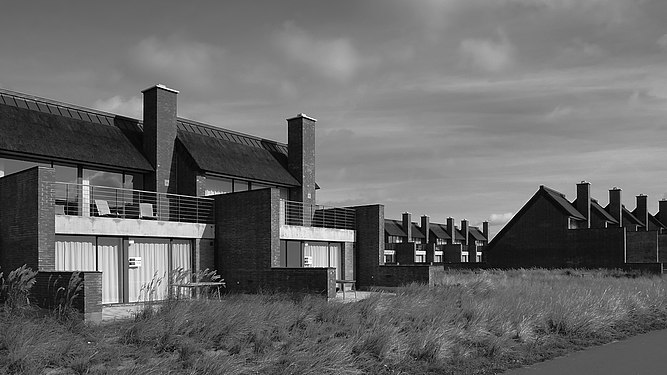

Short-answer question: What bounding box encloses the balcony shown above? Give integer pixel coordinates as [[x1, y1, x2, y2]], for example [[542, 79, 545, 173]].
[[280, 199, 355, 230], [53, 182, 214, 224]]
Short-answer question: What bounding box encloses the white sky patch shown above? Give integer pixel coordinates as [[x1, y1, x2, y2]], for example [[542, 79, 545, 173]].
[[127, 35, 225, 90], [459, 33, 515, 72], [275, 22, 366, 82], [93, 95, 142, 118], [488, 212, 514, 226], [543, 105, 574, 122]]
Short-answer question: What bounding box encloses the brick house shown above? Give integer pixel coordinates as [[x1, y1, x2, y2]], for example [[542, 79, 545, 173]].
[[0, 85, 377, 320], [486, 181, 666, 270], [383, 212, 488, 266]]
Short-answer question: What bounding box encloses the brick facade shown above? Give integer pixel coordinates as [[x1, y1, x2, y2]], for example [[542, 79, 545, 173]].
[[374, 265, 446, 287], [0, 166, 55, 272], [33, 271, 103, 323], [626, 231, 659, 263], [142, 85, 178, 194], [351, 204, 384, 290]]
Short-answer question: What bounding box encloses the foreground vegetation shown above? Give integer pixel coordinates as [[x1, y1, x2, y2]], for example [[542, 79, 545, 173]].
[[1, 268, 667, 374]]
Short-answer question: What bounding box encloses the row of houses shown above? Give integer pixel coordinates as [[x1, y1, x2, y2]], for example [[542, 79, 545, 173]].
[[486, 182, 667, 272], [0, 84, 662, 321], [0, 84, 493, 321]]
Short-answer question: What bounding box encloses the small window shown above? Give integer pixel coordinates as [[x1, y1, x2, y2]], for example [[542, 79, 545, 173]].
[[415, 250, 426, 263], [461, 251, 469, 263], [384, 250, 396, 264], [476, 253, 482, 263]]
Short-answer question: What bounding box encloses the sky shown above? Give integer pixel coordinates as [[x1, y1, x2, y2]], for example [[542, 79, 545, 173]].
[[2, 0, 667, 237]]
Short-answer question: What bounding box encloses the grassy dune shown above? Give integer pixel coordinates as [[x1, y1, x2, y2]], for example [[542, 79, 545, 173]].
[[1, 269, 667, 374]]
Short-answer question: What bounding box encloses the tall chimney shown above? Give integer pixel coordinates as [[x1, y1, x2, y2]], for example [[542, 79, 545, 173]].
[[446, 217, 455, 244], [402, 212, 412, 243], [609, 187, 622, 226], [636, 194, 648, 231], [482, 221, 489, 241], [576, 181, 591, 228], [659, 200, 667, 226], [287, 114, 317, 206], [461, 219, 469, 246], [421, 215, 430, 244], [142, 84, 178, 193]]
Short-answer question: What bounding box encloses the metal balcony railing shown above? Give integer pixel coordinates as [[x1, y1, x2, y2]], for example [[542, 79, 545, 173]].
[[53, 182, 215, 224], [280, 199, 356, 230]]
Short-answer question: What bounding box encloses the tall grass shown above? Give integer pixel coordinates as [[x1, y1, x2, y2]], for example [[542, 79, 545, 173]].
[[1, 268, 666, 374]]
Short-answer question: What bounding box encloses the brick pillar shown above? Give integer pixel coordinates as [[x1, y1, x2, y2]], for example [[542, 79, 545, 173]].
[[352, 204, 384, 289], [658, 199, 667, 227], [402, 212, 412, 243], [635, 194, 649, 231], [576, 181, 591, 228], [446, 217, 455, 244], [609, 187, 622, 227], [142, 84, 178, 194], [287, 114, 317, 206]]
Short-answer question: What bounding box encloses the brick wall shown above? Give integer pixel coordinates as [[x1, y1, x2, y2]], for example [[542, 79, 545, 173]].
[[268, 268, 335, 298], [658, 233, 667, 263], [395, 242, 416, 264], [33, 271, 103, 322], [626, 231, 659, 263], [142, 86, 177, 194], [568, 227, 626, 267], [0, 167, 55, 272], [374, 265, 444, 287], [350, 204, 384, 290], [195, 238, 216, 272], [214, 188, 279, 292], [443, 244, 462, 263]]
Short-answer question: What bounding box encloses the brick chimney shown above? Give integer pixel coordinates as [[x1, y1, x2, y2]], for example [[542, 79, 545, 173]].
[[402, 212, 412, 243], [659, 200, 667, 226], [287, 114, 317, 206], [482, 221, 489, 240], [576, 181, 591, 228], [142, 84, 178, 194], [609, 187, 622, 226], [421, 215, 430, 244], [635, 194, 648, 231], [446, 217, 455, 244], [461, 219, 469, 246]]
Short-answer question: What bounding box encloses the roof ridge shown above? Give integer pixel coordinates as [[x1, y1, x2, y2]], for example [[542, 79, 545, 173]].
[[177, 117, 288, 149]]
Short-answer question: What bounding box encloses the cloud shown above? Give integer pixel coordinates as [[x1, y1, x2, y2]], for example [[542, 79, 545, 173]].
[[126, 35, 225, 90], [459, 32, 515, 72], [93, 95, 142, 118], [658, 34, 667, 50], [543, 105, 574, 122], [488, 212, 514, 226], [274, 22, 367, 82]]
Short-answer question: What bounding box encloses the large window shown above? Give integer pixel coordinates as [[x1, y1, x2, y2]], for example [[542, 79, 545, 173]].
[[278, 240, 343, 279]]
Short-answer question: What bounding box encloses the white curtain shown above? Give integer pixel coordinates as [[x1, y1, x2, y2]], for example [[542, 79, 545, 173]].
[[128, 238, 170, 302], [97, 237, 121, 304], [329, 243, 341, 280], [304, 242, 328, 268], [171, 240, 192, 281], [55, 236, 96, 271]]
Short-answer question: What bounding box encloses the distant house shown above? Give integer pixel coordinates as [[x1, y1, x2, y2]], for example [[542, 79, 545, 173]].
[[486, 181, 666, 270], [383, 213, 489, 265]]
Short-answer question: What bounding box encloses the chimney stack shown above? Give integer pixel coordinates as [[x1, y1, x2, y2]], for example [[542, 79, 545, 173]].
[[461, 219, 469, 246], [576, 181, 591, 228], [402, 212, 412, 243], [482, 221, 489, 240], [287, 114, 317, 206], [420, 215, 430, 244], [609, 187, 622, 226], [446, 217, 455, 244], [658, 200, 667, 226], [142, 84, 179, 193], [636, 194, 648, 231]]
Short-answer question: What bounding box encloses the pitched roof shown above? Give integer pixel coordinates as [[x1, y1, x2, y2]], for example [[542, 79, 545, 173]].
[[177, 130, 299, 186], [0, 87, 305, 185], [429, 223, 451, 240], [468, 226, 487, 241], [622, 206, 644, 226], [0, 90, 152, 171], [648, 214, 666, 230], [543, 186, 585, 220], [411, 222, 425, 238], [384, 219, 406, 237], [591, 199, 618, 223]]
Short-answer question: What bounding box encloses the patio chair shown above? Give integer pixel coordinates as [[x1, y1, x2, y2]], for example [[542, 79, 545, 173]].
[[139, 203, 158, 219], [94, 200, 115, 217]]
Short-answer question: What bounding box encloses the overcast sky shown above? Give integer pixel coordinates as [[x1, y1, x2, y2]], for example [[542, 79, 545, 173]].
[[3, 0, 667, 236]]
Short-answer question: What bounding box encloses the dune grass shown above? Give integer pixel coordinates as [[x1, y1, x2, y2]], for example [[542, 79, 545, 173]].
[[1, 268, 667, 374]]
